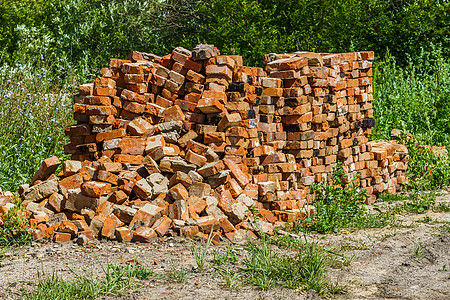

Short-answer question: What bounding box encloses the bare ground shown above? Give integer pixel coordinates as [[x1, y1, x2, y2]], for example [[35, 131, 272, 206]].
[[1, 193, 449, 300]]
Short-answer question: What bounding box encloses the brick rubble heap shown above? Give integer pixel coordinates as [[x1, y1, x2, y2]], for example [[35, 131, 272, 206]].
[[0, 45, 409, 243]]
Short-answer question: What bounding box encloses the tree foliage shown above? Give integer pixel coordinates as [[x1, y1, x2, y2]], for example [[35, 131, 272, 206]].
[[0, 0, 449, 70]]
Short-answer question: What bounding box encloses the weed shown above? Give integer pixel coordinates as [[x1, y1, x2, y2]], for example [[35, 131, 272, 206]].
[[0, 198, 33, 247], [328, 249, 355, 269], [438, 223, 450, 233], [401, 134, 450, 191], [378, 192, 409, 202], [0, 247, 8, 266], [191, 229, 214, 272], [213, 266, 241, 290], [351, 206, 398, 229], [297, 163, 368, 233], [417, 216, 434, 223], [165, 267, 189, 284], [433, 202, 450, 212], [107, 263, 158, 280], [413, 243, 424, 261], [439, 265, 448, 271], [212, 244, 238, 265], [401, 192, 436, 214], [373, 53, 450, 148], [376, 231, 397, 242], [268, 234, 305, 250], [326, 279, 347, 295]]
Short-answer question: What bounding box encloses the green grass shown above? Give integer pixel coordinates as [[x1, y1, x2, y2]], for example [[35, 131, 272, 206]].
[[433, 202, 450, 212], [401, 135, 450, 191], [0, 247, 8, 266], [287, 165, 448, 235], [372, 53, 450, 190], [373, 53, 450, 147], [165, 267, 189, 283], [297, 163, 369, 233], [212, 244, 238, 265], [387, 191, 437, 215], [207, 235, 346, 295], [241, 237, 338, 295], [438, 222, 450, 234], [0, 62, 74, 192], [28, 264, 138, 300], [412, 243, 425, 261], [0, 198, 33, 247], [213, 266, 241, 290], [107, 263, 158, 280], [27, 262, 192, 299], [191, 229, 214, 272]]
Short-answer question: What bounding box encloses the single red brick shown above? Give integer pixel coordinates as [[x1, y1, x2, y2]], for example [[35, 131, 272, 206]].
[[53, 232, 72, 242]]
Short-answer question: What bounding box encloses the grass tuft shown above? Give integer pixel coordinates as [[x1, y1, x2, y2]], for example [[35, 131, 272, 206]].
[[28, 265, 137, 300], [191, 229, 214, 272], [241, 237, 333, 294], [213, 266, 241, 290], [212, 244, 238, 265], [107, 263, 158, 280], [165, 267, 189, 283]]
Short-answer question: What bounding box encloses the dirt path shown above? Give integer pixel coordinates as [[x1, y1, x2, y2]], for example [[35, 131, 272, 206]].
[[1, 194, 449, 300]]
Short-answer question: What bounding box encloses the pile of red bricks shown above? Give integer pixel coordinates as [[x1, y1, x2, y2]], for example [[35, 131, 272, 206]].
[[1, 45, 409, 243]]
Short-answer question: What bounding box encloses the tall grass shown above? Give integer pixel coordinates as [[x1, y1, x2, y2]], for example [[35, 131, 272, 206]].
[[372, 51, 450, 146], [0, 61, 74, 192], [372, 51, 450, 189]]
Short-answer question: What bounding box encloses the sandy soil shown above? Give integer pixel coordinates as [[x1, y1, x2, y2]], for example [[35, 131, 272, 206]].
[[1, 193, 449, 300]]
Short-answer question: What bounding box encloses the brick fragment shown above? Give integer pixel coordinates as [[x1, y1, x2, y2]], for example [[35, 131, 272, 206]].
[[81, 181, 111, 197], [196, 216, 219, 233], [133, 227, 157, 242], [115, 227, 132, 242], [169, 183, 189, 201], [129, 203, 163, 230], [53, 232, 72, 242], [101, 215, 117, 239], [162, 105, 186, 122], [152, 216, 172, 236], [127, 118, 154, 136], [31, 156, 61, 184]]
